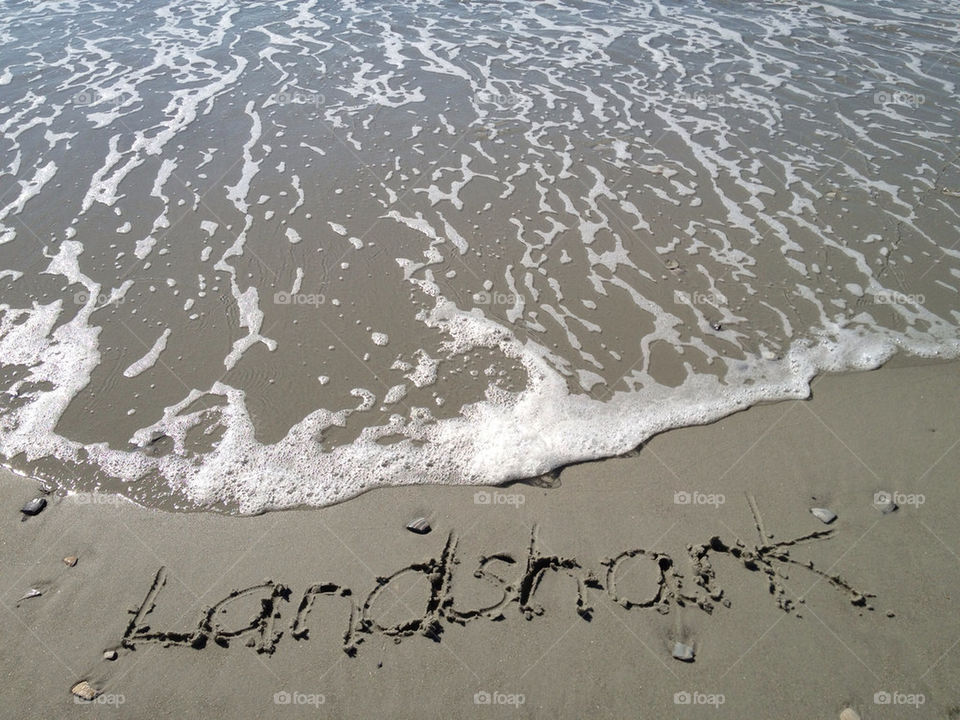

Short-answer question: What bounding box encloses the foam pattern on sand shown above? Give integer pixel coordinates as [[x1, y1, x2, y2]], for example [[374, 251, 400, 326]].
[[0, 0, 958, 512]]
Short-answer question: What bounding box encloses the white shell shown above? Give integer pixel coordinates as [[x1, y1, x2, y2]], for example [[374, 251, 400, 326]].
[[839, 708, 861, 720], [873, 493, 898, 514], [672, 641, 695, 662], [810, 507, 837, 524], [71, 681, 97, 701]]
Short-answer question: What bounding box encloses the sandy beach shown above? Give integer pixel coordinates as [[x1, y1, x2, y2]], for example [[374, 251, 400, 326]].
[[2, 1, 960, 717], [3, 358, 958, 719]]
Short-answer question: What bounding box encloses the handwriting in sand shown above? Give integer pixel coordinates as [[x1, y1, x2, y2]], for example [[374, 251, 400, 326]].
[[121, 499, 875, 657]]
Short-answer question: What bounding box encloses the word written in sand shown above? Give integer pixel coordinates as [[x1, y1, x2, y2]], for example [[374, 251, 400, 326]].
[[120, 502, 876, 657]]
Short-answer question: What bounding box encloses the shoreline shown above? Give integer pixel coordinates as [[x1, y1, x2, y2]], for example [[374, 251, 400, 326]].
[[12, 353, 960, 518], [2, 358, 959, 718]]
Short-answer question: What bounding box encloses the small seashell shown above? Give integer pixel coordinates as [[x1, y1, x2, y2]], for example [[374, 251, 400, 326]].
[[21, 497, 47, 516], [406, 517, 431, 535], [839, 708, 861, 720], [71, 681, 97, 701], [19, 588, 42, 602], [664, 259, 680, 271], [810, 507, 836, 524], [873, 493, 897, 514], [63, 556, 78, 567], [710, 321, 723, 331], [671, 641, 695, 662], [103, 649, 118, 661]]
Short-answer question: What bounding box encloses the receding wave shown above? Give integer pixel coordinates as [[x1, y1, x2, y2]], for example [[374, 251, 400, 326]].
[[0, 0, 958, 512]]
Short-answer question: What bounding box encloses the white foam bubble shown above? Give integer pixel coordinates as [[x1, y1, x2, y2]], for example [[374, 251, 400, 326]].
[[1, 0, 959, 514], [123, 329, 171, 378]]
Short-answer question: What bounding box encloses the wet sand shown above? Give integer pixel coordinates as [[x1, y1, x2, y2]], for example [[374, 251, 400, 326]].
[[2, 0, 960, 513], [2, 358, 958, 719]]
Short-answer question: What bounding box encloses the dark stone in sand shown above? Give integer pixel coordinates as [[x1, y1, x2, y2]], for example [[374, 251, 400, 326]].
[[20, 497, 46, 516], [406, 517, 431, 534]]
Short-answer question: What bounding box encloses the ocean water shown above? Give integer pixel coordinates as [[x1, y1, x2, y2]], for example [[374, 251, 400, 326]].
[[0, 0, 958, 512]]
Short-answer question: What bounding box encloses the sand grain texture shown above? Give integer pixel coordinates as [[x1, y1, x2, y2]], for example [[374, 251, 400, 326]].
[[1, 360, 958, 719]]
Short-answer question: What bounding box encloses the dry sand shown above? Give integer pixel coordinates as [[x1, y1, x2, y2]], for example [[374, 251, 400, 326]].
[[2, 359, 958, 719]]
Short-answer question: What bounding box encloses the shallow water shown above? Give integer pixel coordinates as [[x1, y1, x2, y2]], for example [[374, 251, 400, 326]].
[[0, 0, 958, 512]]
